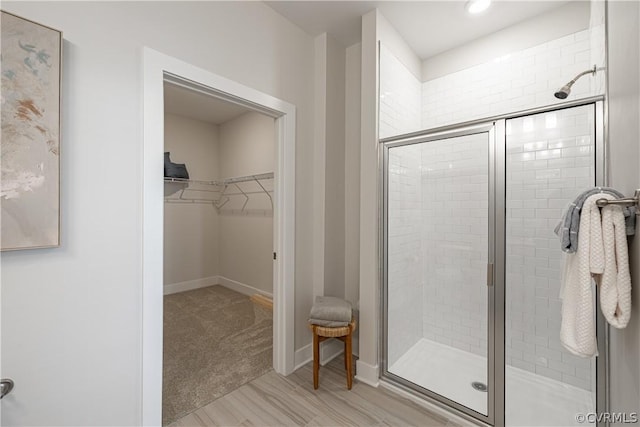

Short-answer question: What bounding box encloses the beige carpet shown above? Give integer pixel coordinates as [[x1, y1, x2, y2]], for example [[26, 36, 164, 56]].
[[163, 285, 273, 425]]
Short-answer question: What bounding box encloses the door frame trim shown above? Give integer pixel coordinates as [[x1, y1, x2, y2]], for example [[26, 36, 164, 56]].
[[141, 48, 296, 425]]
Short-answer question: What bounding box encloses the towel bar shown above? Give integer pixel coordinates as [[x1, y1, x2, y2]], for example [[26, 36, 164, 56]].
[[596, 189, 640, 212]]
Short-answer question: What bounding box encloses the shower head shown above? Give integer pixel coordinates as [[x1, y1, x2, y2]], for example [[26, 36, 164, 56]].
[[554, 85, 571, 99], [554, 65, 598, 99]]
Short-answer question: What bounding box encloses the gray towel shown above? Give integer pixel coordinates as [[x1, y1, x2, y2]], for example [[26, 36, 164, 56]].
[[554, 187, 636, 253], [309, 296, 352, 327]]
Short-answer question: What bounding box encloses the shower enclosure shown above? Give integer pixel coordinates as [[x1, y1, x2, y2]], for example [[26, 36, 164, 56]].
[[382, 100, 605, 426]]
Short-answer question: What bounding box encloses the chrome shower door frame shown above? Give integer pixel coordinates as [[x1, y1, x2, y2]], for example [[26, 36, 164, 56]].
[[380, 98, 606, 427], [381, 121, 501, 426]]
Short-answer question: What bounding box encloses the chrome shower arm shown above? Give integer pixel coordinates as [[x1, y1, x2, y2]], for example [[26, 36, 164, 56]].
[[567, 65, 597, 85]]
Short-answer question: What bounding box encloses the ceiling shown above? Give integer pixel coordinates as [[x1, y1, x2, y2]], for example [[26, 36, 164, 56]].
[[165, 1, 573, 124], [265, 1, 571, 59], [164, 82, 250, 125]]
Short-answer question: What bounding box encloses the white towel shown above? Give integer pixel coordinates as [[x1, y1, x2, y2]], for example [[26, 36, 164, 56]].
[[560, 194, 611, 357], [599, 204, 632, 328]]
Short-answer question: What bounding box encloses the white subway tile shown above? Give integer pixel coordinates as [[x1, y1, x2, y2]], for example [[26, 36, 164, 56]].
[[512, 358, 536, 373]]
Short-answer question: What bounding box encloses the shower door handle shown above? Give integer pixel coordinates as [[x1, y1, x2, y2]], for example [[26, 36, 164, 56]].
[[486, 263, 494, 287]]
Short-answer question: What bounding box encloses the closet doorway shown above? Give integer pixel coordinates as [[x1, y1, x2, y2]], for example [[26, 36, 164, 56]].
[[142, 49, 296, 426], [162, 82, 277, 424]]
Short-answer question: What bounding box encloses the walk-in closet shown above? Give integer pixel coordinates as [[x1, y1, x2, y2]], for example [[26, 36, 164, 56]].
[[161, 82, 276, 425]]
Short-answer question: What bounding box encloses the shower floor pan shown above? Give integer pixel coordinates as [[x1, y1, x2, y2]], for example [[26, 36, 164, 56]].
[[388, 339, 594, 426]]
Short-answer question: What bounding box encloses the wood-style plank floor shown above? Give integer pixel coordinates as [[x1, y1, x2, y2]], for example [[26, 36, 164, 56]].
[[170, 356, 460, 426]]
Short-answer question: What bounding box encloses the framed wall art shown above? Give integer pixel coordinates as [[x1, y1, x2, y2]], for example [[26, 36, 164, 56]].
[[1, 11, 62, 251]]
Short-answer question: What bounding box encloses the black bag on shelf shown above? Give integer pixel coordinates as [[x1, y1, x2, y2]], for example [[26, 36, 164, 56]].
[[164, 152, 190, 179]]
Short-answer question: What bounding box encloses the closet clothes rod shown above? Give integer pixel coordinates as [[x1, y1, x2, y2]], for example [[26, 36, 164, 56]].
[[164, 177, 223, 186], [165, 199, 217, 205], [595, 189, 640, 212], [163, 172, 273, 186], [223, 172, 273, 184], [221, 189, 274, 196]]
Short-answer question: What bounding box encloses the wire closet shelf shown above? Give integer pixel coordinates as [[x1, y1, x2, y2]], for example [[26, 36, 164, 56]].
[[164, 172, 274, 212]]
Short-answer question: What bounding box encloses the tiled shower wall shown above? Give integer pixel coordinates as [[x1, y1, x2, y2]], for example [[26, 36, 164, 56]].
[[505, 106, 595, 390], [420, 134, 489, 358], [383, 28, 602, 390], [387, 145, 423, 366]]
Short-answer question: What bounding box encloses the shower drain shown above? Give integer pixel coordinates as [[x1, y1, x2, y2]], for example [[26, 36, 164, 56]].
[[471, 381, 488, 392]]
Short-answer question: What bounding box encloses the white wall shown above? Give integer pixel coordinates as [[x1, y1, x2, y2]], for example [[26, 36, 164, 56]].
[[218, 112, 275, 294], [323, 35, 346, 299], [357, 9, 381, 384], [422, 1, 591, 81], [312, 33, 348, 301], [163, 113, 220, 286], [313, 34, 328, 299], [344, 42, 362, 307], [376, 12, 422, 81], [219, 113, 275, 179], [0, 2, 316, 425], [607, 1, 640, 423]]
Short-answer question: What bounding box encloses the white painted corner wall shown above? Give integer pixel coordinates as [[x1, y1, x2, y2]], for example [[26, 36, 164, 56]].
[[218, 112, 275, 295], [323, 35, 347, 301], [164, 113, 220, 286], [345, 42, 362, 308], [606, 1, 640, 424], [357, 9, 381, 387], [313, 33, 348, 303]]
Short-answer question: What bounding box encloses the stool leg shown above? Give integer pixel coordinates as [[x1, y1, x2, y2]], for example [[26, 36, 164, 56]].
[[344, 340, 348, 370], [345, 331, 353, 390], [313, 328, 320, 390]]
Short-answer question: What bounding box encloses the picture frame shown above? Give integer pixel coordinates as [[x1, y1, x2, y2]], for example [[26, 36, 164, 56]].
[[1, 11, 62, 251]]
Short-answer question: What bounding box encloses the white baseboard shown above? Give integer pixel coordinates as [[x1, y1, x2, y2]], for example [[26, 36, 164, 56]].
[[355, 360, 379, 387], [379, 381, 476, 426], [294, 343, 312, 370], [293, 339, 347, 371], [218, 276, 273, 298], [319, 339, 344, 365], [164, 276, 219, 295]]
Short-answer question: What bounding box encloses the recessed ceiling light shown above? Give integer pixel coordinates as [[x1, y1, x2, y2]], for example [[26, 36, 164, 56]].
[[466, 0, 491, 14]]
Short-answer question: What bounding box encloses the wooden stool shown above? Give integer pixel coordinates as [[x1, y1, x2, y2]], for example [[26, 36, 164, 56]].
[[308, 318, 357, 390]]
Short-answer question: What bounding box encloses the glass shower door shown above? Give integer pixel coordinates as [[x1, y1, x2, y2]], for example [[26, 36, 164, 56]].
[[383, 124, 495, 421]]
